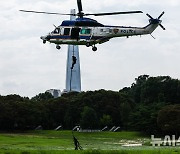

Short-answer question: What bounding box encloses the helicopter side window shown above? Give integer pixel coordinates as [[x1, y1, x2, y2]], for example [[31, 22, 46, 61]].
[[86, 29, 91, 34], [54, 28, 60, 34], [80, 29, 86, 34], [80, 28, 91, 35], [105, 28, 112, 34], [100, 29, 103, 32], [64, 28, 70, 35]]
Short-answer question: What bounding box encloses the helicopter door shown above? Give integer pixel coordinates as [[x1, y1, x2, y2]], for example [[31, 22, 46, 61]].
[[64, 28, 70, 35], [71, 28, 81, 40]]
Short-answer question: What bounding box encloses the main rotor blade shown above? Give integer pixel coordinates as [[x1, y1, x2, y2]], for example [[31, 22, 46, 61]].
[[19, 10, 73, 15], [158, 11, 165, 19], [77, 0, 83, 13], [85, 11, 143, 16]]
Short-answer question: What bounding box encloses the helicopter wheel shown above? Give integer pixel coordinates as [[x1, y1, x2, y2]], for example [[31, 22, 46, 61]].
[[92, 46, 97, 52], [86, 42, 91, 47], [43, 40, 46, 44], [56, 45, 61, 50]]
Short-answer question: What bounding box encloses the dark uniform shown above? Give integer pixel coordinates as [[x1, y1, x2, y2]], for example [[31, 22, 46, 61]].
[[71, 56, 77, 69], [73, 136, 83, 150]]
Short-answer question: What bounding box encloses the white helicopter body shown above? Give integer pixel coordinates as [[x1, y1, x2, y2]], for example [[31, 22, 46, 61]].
[[20, 0, 165, 51]]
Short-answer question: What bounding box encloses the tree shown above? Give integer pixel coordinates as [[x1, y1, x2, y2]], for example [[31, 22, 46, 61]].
[[80, 106, 99, 129], [0, 75, 180, 133], [128, 102, 164, 134], [157, 105, 180, 134], [31, 92, 53, 102], [120, 102, 132, 130], [131, 75, 149, 103], [100, 114, 112, 128]]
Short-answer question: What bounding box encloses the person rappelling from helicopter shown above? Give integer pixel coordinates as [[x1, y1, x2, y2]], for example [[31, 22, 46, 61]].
[[71, 55, 77, 69]]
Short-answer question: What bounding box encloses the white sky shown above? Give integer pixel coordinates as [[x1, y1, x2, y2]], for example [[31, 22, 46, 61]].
[[0, 0, 180, 97]]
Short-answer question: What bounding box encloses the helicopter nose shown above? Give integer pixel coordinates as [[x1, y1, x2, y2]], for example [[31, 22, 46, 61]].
[[46, 35, 51, 41], [40, 36, 46, 40], [40, 35, 51, 41]]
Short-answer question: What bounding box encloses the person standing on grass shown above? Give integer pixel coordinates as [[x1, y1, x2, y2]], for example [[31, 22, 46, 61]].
[[73, 136, 83, 150]]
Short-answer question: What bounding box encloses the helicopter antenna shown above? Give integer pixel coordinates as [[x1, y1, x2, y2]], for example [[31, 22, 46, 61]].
[[150, 34, 156, 39]]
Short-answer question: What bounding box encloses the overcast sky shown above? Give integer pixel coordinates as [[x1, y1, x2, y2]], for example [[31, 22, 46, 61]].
[[0, 0, 180, 97]]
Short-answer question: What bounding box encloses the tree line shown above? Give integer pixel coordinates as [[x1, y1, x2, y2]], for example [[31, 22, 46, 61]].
[[0, 75, 179, 135]]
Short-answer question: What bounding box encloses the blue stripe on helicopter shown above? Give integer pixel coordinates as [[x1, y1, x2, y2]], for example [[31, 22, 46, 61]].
[[50, 35, 102, 40]]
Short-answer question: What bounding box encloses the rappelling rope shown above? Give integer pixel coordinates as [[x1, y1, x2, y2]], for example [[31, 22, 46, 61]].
[[70, 45, 75, 91]]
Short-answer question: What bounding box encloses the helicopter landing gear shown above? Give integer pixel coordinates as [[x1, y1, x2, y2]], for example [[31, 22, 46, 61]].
[[43, 40, 46, 44], [56, 45, 61, 50], [86, 42, 91, 47], [86, 42, 97, 51], [92, 46, 97, 52]]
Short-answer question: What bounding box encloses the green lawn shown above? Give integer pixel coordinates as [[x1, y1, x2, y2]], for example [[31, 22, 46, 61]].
[[0, 131, 179, 154]]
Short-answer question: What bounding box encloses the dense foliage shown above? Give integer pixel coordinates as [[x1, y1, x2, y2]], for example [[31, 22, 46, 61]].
[[0, 75, 179, 134]]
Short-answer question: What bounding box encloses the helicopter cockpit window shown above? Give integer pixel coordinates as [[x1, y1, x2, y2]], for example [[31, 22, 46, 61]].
[[80, 28, 91, 35], [53, 28, 60, 34]]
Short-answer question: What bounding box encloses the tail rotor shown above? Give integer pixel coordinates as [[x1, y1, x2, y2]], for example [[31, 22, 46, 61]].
[[146, 12, 165, 30]]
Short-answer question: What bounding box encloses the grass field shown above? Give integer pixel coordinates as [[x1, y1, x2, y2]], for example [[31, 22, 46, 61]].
[[0, 130, 179, 154]]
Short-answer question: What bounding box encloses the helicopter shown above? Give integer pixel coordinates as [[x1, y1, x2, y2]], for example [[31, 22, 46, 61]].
[[20, 0, 165, 51]]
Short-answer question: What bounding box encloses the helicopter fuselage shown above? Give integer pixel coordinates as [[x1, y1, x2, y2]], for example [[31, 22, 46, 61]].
[[41, 17, 161, 51], [20, 0, 165, 51]]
